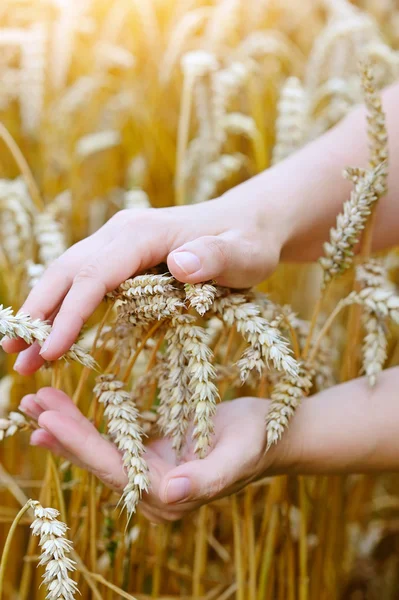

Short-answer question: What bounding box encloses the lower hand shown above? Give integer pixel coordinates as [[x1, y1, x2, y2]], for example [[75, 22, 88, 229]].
[[19, 388, 274, 523], [19, 368, 399, 523]]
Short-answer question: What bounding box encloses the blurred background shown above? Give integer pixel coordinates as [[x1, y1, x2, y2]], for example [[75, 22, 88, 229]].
[[1, 1, 399, 599]]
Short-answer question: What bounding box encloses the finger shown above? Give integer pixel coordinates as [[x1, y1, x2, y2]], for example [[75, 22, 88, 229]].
[[40, 219, 172, 361], [159, 438, 256, 506], [1, 337, 30, 354], [19, 394, 44, 421], [19, 218, 123, 322], [2, 306, 60, 354], [30, 428, 90, 468], [168, 232, 267, 288], [31, 428, 65, 451], [13, 343, 45, 375], [138, 504, 169, 525], [37, 410, 127, 491], [2, 230, 114, 355], [34, 387, 95, 430]]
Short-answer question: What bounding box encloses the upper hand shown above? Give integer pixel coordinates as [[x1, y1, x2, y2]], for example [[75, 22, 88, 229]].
[[2, 191, 285, 375]]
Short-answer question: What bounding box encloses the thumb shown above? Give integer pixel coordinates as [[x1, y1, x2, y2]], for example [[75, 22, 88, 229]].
[[167, 232, 270, 288], [159, 445, 250, 505]]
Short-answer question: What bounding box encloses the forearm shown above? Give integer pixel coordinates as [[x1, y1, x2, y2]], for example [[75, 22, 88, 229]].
[[269, 367, 399, 475], [226, 81, 399, 262]]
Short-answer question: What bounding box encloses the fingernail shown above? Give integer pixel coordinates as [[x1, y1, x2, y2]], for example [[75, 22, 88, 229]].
[[172, 252, 201, 275], [13, 354, 24, 372], [165, 477, 191, 504], [34, 394, 47, 409], [39, 336, 52, 356], [30, 430, 42, 446]]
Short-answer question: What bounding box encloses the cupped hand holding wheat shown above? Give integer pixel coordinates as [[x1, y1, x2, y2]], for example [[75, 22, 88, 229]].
[[18, 367, 399, 523]]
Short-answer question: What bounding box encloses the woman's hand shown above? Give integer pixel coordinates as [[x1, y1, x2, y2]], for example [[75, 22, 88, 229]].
[[19, 368, 399, 523], [4, 82, 399, 376], [3, 190, 288, 375], [19, 389, 275, 523]]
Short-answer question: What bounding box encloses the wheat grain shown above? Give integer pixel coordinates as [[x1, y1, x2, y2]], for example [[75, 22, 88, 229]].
[[221, 113, 258, 139], [157, 327, 191, 454], [0, 306, 97, 369], [0, 178, 33, 264], [34, 211, 66, 266], [319, 163, 385, 287], [95, 42, 136, 71], [0, 375, 13, 418], [194, 153, 245, 203], [76, 130, 121, 159], [0, 411, 29, 441], [213, 294, 299, 382], [356, 259, 394, 385], [360, 61, 388, 194], [169, 314, 219, 458], [50, 1, 89, 90], [185, 282, 217, 316], [265, 364, 313, 450], [205, 0, 241, 51], [238, 31, 303, 73], [362, 316, 387, 387], [356, 259, 392, 290], [365, 42, 399, 88], [29, 500, 78, 600], [306, 10, 378, 91], [116, 295, 184, 326], [160, 8, 211, 84], [116, 274, 177, 299], [123, 189, 151, 210], [272, 77, 308, 164], [344, 288, 399, 322], [181, 50, 218, 78], [94, 375, 150, 517], [19, 24, 46, 136]]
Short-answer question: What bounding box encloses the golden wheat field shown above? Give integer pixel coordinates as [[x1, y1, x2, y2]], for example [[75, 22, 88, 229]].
[[1, 0, 399, 599]]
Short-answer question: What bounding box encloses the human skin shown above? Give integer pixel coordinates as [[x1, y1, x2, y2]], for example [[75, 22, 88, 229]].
[[4, 81, 399, 522], [18, 367, 399, 523]]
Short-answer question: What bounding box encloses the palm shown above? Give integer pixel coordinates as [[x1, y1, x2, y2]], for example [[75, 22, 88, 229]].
[[20, 389, 270, 522]]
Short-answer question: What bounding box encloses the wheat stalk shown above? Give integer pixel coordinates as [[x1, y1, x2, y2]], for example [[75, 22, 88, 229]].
[[319, 162, 386, 287], [265, 364, 313, 450], [30, 501, 78, 600], [0, 411, 29, 441], [213, 293, 299, 382], [94, 375, 150, 518], [0, 306, 97, 369]]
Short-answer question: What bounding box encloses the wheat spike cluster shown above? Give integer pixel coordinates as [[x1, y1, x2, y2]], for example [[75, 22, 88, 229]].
[[1, 1, 399, 599]]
